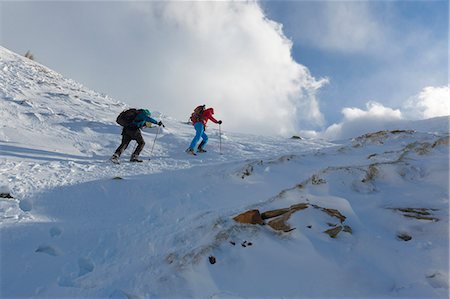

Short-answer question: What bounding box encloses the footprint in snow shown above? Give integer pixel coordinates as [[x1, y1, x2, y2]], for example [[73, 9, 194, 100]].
[[35, 245, 60, 256], [19, 199, 32, 212], [426, 272, 449, 289], [78, 257, 95, 277]]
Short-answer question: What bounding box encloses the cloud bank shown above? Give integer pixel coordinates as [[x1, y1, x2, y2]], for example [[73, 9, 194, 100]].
[[312, 85, 449, 140], [128, 2, 327, 135], [3, 1, 327, 136]]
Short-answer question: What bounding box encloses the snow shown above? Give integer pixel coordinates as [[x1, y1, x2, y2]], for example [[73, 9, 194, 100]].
[[0, 45, 449, 298]]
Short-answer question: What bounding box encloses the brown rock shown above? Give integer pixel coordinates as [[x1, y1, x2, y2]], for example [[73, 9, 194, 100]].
[[324, 226, 343, 238], [261, 208, 291, 220], [268, 211, 295, 232], [290, 203, 309, 211], [342, 225, 353, 234], [432, 136, 449, 148], [322, 208, 346, 223], [233, 209, 264, 225]]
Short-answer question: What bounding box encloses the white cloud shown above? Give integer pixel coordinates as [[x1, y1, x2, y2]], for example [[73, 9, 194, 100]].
[[124, 1, 327, 135], [313, 86, 450, 140], [321, 101, 403, 140], [403, 85, 450, 119], [2, 1, 326, 136]]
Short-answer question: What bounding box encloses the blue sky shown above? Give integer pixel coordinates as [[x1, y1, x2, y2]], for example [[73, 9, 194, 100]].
[[262, 0, 448, 124], [1, 1, 448, 137]]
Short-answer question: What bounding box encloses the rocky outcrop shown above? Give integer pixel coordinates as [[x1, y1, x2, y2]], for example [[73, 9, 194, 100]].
[[432, 136, 449, 148], [353, 130, 415, 147], [233, 209, 264, 225], [233, 203, 351, 238], [261, 208, 291, 220], [267, 211, 296, 232], [324, 226, 342, 238], [389, 207, 439, 222], [0, 193, 14, 199]]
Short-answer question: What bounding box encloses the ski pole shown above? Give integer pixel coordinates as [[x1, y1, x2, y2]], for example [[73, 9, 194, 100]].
[[219, 124, 222, 155], [150, 124, 161, 159]]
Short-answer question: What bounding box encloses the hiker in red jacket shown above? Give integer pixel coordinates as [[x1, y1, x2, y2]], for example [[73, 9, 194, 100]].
[[186, 105, 222, 155]]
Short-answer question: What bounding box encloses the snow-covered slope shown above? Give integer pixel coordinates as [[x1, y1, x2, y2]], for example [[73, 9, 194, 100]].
[[1, 46, 448, 298]]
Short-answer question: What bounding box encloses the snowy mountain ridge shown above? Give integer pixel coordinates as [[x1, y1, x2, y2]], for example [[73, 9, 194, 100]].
[[0, 46, 449, 298]]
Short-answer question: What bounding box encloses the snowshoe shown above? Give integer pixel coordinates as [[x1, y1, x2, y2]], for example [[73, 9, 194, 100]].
[[186, 148, 197, 156]]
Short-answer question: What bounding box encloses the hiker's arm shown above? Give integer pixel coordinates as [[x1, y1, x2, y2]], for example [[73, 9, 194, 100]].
[[208, 114, 219, 124], [145, 116, 159, 125]]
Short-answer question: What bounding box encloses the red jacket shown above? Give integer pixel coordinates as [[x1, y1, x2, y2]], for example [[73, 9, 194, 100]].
[[200, 108, 219, 126]]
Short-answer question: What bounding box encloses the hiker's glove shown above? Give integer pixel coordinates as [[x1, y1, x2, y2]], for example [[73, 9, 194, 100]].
[[218, 120, 222, 124], [145, 122, 153, 128], [158, 121, 163, 127]]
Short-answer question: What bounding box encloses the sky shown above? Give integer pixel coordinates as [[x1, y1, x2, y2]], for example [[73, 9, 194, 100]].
[[1, 0, 448, 138]]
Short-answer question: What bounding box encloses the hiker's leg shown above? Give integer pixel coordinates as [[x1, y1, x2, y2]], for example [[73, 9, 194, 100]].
[[199, 132, 208, 149], [114, 129, 132, 157], [189, 123, 204, 150], [132, 129, 145, 157]]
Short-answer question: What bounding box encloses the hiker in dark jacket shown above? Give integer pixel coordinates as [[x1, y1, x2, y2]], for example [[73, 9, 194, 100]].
[[186, 106, 222, 155], [111, 109, 163, 163]]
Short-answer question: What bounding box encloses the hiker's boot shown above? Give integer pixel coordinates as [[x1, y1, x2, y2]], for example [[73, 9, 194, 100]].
[[197, 147, 207, 153], [197, 140, 207, 153], [186, 148, 197, 156], [110, 153, 120, 164], [130, 155, 143, 162]]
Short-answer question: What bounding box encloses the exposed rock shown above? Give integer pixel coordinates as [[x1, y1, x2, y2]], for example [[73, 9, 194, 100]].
[[353, 130, 415, 147], [240, 164, 254, 179], [165, 253, 176, 264], [267, 211, 295, 232], [291, 135, 302, 139], [112, 177, 123, 180], [233, 209, 264, 225], [367, 153, 377, 159], [321, 208, 346, 223], [261, 208, 291, 220], [290, 203, 309, 211], [296, 183, 305, 189], [432, 136, 449, 148], [343, 225, 353, 234], [362, 164, 378, 183], [397, 233, 412, 241], [276, 155, 295, 163], [324, 226, 343, 238], [240, 240, 253, 247], [0, 193, 14, 199], [390, 207, 439, 222], [262, 203, 308, 220], [414, 142, 432, 155], [403, 214, 439, 222], [311, 174, 326, 185], [230, 241, 236, 246], [208, 256, 216, 264]]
